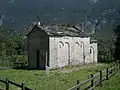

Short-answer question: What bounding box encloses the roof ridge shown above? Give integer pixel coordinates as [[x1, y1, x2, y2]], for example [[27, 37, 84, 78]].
[[27, 24, 89, 37]]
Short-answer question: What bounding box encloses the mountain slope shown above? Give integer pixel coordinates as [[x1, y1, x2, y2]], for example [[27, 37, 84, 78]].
[[0, 0, 120, 38]]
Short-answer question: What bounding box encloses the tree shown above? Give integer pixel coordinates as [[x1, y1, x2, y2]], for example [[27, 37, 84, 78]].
[[114, 25, 120, 60], [0, 26, 27, 67]]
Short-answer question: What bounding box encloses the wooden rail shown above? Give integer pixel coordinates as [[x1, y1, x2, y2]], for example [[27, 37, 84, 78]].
[[0, 78, 32, 90], [69, 64, 119, 90]]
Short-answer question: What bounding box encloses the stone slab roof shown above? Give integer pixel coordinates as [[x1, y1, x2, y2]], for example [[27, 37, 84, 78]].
[[27, 24, 89, 37]]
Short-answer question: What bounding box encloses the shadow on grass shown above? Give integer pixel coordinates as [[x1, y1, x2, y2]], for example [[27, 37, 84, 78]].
[[13, 66, 45, 70]]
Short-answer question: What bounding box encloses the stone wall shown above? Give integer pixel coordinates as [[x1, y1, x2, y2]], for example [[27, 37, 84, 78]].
[[27, 26, 98, 69], [27, 27, 49, 69], [90, 43, 98, 63], [49, 36, 91, 69]]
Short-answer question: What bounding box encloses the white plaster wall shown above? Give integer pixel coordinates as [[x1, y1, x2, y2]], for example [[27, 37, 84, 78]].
[[49, 37, 72, 69], [49, 37, 58, 69], [90, 43, 98, 63], [49, 36, 91, 69], [70, 37, 90, 65]]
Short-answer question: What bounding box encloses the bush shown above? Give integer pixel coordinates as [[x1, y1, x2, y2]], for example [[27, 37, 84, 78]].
[[10, 55, 28, 67]]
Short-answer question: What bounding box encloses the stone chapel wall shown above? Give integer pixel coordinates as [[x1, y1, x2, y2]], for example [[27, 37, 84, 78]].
[[49, 36, 91, 69]]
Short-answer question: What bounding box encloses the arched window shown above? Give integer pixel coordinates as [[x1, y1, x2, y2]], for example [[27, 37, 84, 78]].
[[76, 42, 80, 46], [80, 42, 84, 48], [58, 41, 70, 67], [65, 42, 70, 65], [90, 46, 94, 62], [58, 41, 64, 48], [58, 41, 64, 67], [90, 46, 94, 54], [90, 49, 92, 54], [75, 42, 80, 53], [80, 42, 85, 64], [74, 42, 80, 64]]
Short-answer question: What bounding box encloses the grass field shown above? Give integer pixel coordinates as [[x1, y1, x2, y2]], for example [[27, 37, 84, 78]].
[[96, 70, 120, 90], [0, 63, 112, 90]]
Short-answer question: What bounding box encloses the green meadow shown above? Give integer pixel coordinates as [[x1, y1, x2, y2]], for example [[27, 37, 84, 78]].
[[0, 63, 118, 90]]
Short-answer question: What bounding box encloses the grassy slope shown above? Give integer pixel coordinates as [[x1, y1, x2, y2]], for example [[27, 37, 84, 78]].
[[96, 70, 120, 90], [0, 64, 108, 90]]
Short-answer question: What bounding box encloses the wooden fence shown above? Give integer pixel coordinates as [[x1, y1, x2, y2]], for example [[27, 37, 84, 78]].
[[69, 64, 120, 90], [0, 78, 32, 90], [0, 63, 119, 90]]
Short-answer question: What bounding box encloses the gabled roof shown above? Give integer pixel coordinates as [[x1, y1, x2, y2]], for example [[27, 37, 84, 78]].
[[27, 24, 89, 37]]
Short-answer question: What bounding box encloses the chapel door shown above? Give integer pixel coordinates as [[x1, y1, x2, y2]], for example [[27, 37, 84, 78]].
[[36, 50, 46, 69], [40, 51, 46, 69], [36, 50, 40, 69]]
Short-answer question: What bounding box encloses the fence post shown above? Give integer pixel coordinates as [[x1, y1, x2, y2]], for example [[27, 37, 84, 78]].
[[77, 80, 80, 90], [6, 78, 9, 90], [91, 74, 94, 88], [99, 70, 102, 87], [106, 68, 109, 80], [21, 83, 25, 90]]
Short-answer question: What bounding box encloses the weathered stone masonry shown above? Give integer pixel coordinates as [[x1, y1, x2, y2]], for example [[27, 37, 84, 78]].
[[27, 24, 98, 70]]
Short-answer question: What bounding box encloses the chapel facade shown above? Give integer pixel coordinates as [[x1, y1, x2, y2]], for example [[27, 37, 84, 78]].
[[27, 23, 97, 69]]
